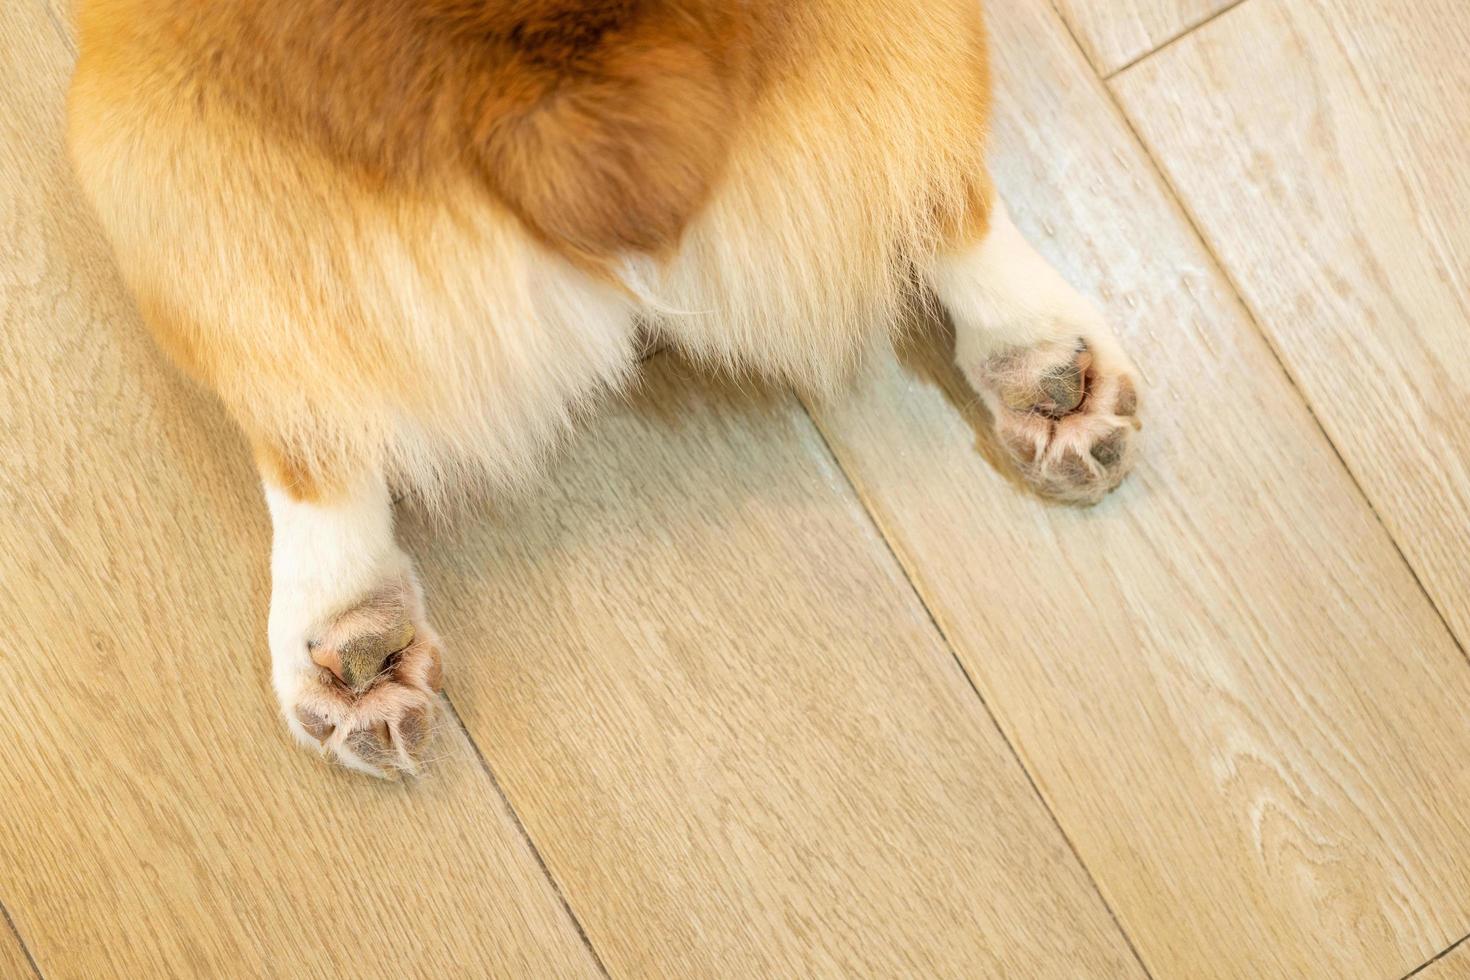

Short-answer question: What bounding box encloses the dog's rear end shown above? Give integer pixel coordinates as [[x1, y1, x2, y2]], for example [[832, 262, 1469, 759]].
[[69, 0, 992, 499], [68, 0, 1139, 775]]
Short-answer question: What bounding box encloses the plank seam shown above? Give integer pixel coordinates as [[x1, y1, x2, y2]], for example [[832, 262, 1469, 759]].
[[441, 694, 613, 980], [1096, 17, 1470, 665], [796, 396, 1158, 980], [1094, 0, 1252, 80], [1403, 931, 1470, 979], [0, 900, 43, 979]]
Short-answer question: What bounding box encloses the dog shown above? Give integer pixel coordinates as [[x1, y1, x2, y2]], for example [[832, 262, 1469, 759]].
[[67, 0, 1141, 777]]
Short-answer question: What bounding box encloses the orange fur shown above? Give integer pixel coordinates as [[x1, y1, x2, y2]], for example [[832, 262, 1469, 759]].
[[66, 0, 994, 501]]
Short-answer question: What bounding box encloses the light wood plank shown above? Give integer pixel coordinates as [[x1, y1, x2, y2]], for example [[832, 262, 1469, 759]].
[[0, 920, 36, 980], [810, 1, 1470, 977], [1051, 0, 1237, 75], [1420, 940, 1470, 980], [39, 0, 73, 50], [1112, 0, 1470, 648], [406, 354, 1145, 978], [0, 5, 599, 976]]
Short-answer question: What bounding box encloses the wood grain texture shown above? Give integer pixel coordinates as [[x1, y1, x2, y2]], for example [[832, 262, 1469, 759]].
[[1420, 940, 1470, 980], [405, 354, 1145, 979], [0, 920, 37, 980], [811, 1, 1470, 978], [1112, 0, 1470, 648], [1051, 0, 1238, 75], [0, 4, 598, 976]]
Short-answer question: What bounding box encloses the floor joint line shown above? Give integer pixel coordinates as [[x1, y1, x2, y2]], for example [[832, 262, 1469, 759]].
[[442, 693, 613, 979], [796, 393, 1158, 980]]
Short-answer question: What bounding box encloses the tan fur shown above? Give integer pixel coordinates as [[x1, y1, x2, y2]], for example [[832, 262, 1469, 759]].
[[66, 0, 994, 502]]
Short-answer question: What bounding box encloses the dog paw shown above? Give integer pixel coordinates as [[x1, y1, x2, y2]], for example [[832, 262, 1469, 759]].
[[975, 338, 1141, 505], [278, 580, 443, 778]]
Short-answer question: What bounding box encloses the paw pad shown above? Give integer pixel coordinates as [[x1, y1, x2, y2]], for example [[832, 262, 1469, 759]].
[[285, 580, 444, 778], [977, 337, 1141, 506]]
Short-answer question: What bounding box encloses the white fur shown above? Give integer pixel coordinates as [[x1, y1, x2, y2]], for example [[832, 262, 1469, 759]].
[[265, 471, 408, 748], [926, 200, 1128, 375]]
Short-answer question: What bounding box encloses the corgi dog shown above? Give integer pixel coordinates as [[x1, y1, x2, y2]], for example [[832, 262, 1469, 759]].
[[67, 0, 1141, 777]]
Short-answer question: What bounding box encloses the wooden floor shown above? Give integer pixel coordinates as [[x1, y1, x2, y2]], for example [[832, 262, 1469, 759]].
[[2, 0, 1468, 976]]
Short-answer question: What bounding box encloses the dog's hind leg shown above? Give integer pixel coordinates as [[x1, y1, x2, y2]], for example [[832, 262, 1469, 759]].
[[255, 451, 443, 779], [928, 195, 1142, 505]]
